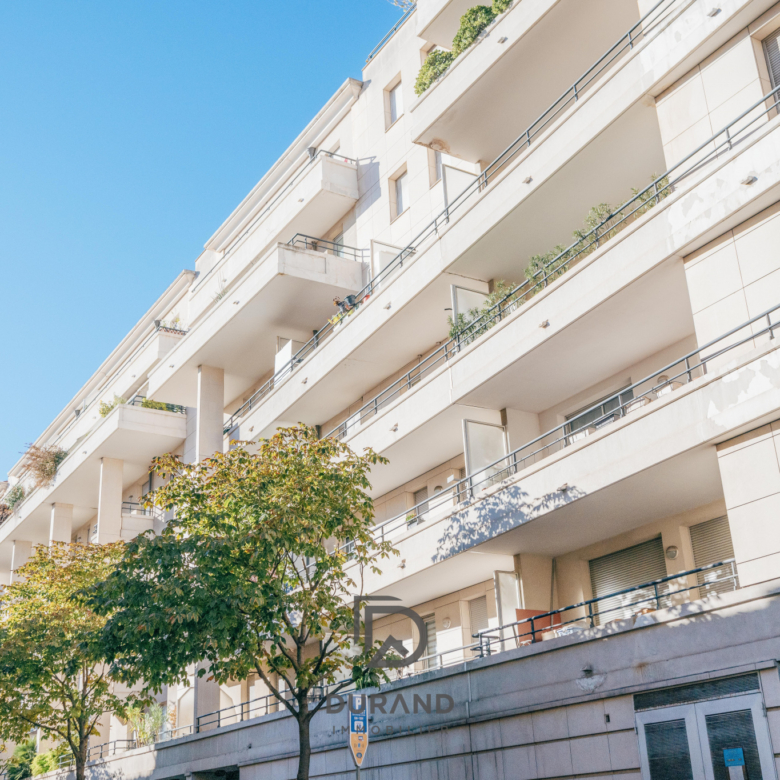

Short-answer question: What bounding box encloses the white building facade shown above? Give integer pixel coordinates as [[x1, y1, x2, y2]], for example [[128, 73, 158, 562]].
[[5, 0, 780, 777]]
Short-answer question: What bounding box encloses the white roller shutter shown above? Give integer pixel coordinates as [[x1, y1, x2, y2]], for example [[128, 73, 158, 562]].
[[764, 28, 780, 88], [469, 595, 489, 634], [690, 515, 737, 596], [589, 537, 666, 624]]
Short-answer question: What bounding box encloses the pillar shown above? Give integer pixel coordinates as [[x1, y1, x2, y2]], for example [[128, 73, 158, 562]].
[[193, 661, 221, 732], [96, 458, 123, 544], [716, 422, 780, 587], [196, 365, 224, 463], [49, 502, 73, 545], [10, 540, 33, 583]]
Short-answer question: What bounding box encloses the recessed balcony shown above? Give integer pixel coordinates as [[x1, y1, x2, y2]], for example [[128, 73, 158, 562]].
[[0, 400, 187, 568]]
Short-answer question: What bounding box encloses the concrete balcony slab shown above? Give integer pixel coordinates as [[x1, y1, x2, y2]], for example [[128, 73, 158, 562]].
[[415, 0, 472, 48], [147, 242, 364, 409]]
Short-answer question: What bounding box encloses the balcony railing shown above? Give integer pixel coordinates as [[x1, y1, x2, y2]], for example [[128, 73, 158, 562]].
[[475, 560, 738, 655], [126, 395, 186, 414], [121, 501, 163, 519], [365, 3, 416, 64], [325, 84, 780, 441], [220, 0, 712, 437], [78, 560, 738, 757], [287, 233, 369, 262], [354, 302, 779, 548]]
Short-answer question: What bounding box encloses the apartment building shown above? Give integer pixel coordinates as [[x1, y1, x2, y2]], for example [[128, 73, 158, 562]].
[[5, 0, 780, 777]]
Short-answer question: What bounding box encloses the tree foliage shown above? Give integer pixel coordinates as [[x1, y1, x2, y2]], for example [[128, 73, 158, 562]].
[[88, 425, 395, 780], [0, 542, 131, 780]]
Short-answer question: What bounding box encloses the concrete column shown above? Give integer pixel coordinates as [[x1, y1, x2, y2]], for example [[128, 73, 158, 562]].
[[10, 540, 33, 583], [716, 422, 780, 587], [49, 502, 73, 545], [96, 458, 123, 544], [196, 365, 224, 463], [193, 660, 221, 731]]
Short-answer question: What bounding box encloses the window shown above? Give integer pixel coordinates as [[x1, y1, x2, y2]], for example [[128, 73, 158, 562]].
[[332, 232, 345, 258], [428, 148, 443, 187], [565, 386, 634, 439], [413, 486, 429, 520], [463, 419, 508, 491], [389, 81, 404, 125], [393, 171, 409, 219], [422, 615, 438, 669], [469, 596, 489, 635]]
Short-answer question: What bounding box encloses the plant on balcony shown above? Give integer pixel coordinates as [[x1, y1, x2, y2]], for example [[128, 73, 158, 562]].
[[98, 395, 126, 418], [87, 425, 397, 780], [4, 483, 25, 510], [0, 542, 137, 780], [140, 398, 169, 412], [492, 0, 513, 13], [30, 745, 67, 777], [23, 444, 68, 489], [447, 279, 518, 342], [452, 6, 496, 55], [414, 49, 456, 95], [125, 703, 167, 746]]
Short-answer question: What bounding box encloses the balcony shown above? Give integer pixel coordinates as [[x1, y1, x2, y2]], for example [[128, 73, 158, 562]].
[[189, 151, 360, 327], [350, 306, 780, 606], [415, 0, 472, 48], [0, 400, 187, 569], [224, 0, 763, 444], [411, 0, 640, 164], [147, 239, 365, 409]]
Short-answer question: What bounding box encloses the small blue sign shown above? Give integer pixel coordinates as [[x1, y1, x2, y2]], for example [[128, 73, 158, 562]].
[[724, 748, 745, 767]]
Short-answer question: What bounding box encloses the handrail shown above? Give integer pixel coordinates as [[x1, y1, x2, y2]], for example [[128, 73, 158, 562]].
[[354, 301, 780, 549], [121, 500, 163, 519], [324, 81, 780, 442], [222, 0, 684, 436], [474, 559, 738, 654], [126, 395, 187, 414], [83, 560, 737, 749], [366, 4, 416, 65], [287, 233, 370, 262]]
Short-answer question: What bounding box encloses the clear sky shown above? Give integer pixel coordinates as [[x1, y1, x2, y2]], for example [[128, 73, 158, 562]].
[[0, 0, 403, 477]]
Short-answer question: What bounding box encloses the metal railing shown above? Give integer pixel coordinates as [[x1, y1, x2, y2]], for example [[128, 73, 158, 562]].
[[475, 560, 738, 655], [365, 3, 416, 64], [323, 80, 780, 442], [127, 395, 186, 414], [84, 561, 738, 749], [121, 501, 162, 519], [287, 233, 369, 262], [351, 302, 779, 550], [221, 0, 690, 436]]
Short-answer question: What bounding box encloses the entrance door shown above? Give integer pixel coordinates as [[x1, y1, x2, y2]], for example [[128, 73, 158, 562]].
[[637, 694, 775, 780]]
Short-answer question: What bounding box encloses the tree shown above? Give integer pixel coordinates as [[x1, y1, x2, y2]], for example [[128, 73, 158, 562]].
[[88, 426, 395, 780], [0, 542, 133, 780]]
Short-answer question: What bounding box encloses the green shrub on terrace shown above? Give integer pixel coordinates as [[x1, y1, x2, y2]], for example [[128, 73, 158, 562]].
[[140, 398, 169, 411], [447, 280, 519, 341], [414, 49, 456, 95], [98, 395, 126, 418], [492, 0, 513, 12], [452, 6, 496, 55], [4, 483, 25, 510]]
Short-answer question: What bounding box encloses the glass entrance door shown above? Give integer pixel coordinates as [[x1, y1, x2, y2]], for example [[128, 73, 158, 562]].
[[637, 694, 775, 780]]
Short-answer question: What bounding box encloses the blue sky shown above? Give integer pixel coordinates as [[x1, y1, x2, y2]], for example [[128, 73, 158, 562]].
[[0, 0, 403, 476]]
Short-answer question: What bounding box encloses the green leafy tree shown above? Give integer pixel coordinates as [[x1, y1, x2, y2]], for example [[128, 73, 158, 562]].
[[0, 542, 133, 780], [88, 426, 396, 780]]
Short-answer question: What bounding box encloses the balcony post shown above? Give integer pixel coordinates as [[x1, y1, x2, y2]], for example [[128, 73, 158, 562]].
[[194, 365, 225, 463], [9, 540, 32, 584], [96, 458, 123, 544], [49, 502, 73, 545]]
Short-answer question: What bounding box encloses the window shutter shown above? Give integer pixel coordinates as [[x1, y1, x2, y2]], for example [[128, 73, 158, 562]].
[[644, 719, 695, 780], [764, 28, 780, 88], [469, 595, 489, 634], [690, 515, 737, 596], [589, 537, 666, 624]]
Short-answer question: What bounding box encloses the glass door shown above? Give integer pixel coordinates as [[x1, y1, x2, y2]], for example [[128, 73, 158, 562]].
[[637, 694, 776, 780]]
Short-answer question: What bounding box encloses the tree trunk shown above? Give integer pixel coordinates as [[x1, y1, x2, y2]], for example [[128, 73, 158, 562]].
[[75, 743, 88, 780], [296, 705, 311, 780]]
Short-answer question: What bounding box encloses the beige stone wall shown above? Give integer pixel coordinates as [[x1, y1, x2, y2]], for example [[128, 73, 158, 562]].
[[683, 200, 780, 362], [717, 419, 780, 586]]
